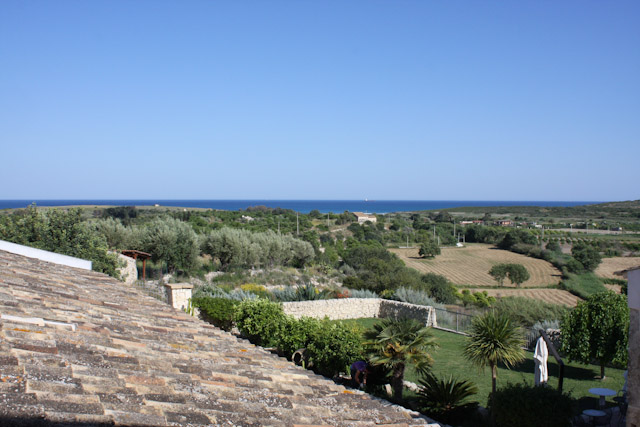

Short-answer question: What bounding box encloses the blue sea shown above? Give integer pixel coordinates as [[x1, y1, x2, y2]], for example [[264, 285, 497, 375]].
[[0, 199, 600, 214]]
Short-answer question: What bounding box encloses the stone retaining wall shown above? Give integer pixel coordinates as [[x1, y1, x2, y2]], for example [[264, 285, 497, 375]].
[[118, 254, 138, 284], [282, 298, 436, 327]]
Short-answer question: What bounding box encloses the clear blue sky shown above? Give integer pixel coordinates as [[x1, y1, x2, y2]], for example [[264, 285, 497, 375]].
[[1, 1, 638, 201]]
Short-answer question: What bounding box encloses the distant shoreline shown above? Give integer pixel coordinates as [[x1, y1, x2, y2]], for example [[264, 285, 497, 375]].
[[0, 199, 601, 214]]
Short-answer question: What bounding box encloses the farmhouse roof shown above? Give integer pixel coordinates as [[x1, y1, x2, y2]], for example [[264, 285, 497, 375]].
[[0, 250, 436, 426], [352, 212, 376, 218], [615, 265, 640, 277]]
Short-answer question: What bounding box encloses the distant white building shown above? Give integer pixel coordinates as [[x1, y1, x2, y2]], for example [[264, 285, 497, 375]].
[[353, 212, 377, 224]]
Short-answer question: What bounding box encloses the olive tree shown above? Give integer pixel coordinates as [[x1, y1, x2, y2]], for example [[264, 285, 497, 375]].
[[140, 216, 199, 273], [419, 239, 441, 258], [489, 264, 530, 287], [571, 242, 602, 272], [561, 291, 628, 380]]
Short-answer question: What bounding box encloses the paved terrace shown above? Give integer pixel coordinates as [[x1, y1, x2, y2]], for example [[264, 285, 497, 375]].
[[0, 250, 437, 427]]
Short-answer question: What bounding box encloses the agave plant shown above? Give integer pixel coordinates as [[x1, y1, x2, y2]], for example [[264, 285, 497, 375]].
[[417, 372, 478, 424]]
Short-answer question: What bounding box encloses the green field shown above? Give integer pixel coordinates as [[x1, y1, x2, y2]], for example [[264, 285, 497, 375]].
[[340, 319, 626, 412]]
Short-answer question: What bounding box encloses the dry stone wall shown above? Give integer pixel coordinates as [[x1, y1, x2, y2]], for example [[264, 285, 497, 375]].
[[282, 298, 436, 327], [118, 254, 138, 284]]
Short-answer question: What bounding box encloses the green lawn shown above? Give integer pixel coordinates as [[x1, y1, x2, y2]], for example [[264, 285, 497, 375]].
[[339, 319, 626, 411]]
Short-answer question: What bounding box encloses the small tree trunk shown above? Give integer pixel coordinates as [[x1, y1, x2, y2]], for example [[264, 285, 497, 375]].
[[491, 363, 497, 395], [392, 363, 405, 400], [490, 363, 497, 425], [600, 363, 606, 380]]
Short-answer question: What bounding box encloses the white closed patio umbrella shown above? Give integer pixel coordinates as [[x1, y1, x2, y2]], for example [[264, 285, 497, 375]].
[[534, 336, 549, 386]]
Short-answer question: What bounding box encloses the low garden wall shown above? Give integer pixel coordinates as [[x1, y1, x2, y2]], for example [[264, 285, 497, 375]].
[[282, 298, 437, 327]]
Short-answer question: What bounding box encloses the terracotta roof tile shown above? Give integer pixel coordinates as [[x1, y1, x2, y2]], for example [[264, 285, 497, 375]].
[[0, 250, 440, 426]]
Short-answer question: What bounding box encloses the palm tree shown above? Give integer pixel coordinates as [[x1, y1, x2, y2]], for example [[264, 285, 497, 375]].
[[364, 318, 438, 400], [463, 311, 525, 405]]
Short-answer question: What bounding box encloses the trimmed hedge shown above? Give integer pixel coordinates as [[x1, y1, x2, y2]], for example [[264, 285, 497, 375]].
[[232, 299, 363, 377], [234, 299, 286, 347], [191, 296, 238, 331]]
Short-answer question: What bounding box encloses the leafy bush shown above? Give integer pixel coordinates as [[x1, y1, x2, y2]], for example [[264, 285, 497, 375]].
[[139, 216, 200, 273], [492, 297, 567, 328], [561, 292, 629, 378], [571, 242, 602, 272], [458, 290, 495, 308], [274, 316, 322, 359], [546, 241, 560, 253], [306, 319, 364, 377], [0, 206, 119, 277], [192, 296, 238, 331], [234, 299, 286, 346], [417, 373, 479, 425], [490, 382, 574, 427], [498, 230, 536, 250], [420, 273, 457, 304]]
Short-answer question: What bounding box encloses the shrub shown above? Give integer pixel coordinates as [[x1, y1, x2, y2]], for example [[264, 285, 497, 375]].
[[349, 289, 378, 298], [306, 319, 364, 377], [234, 299, 286, 346], [193, 284, 258, 301], [274, 316, 322, 359], [490, 382, 574, 427], [546, 241, 560, 253], [420, 273, 457, 304], [192, 296, 238, 331], [394, 287, 443, 308], [458, 289, 496, 308], [561, 291, 629, 378], [239, 283, 268, 298], [417, 373, 479, 425], [571, 242, 602, 272], [270, 286, 298, 302]]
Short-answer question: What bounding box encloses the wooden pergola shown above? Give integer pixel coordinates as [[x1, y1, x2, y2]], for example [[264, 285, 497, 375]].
[[120, 250, 152, 281]]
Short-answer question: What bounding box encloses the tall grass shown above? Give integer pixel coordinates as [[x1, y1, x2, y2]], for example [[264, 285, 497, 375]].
[[492, 297, 567, 328], [559, 272, 607, 299]]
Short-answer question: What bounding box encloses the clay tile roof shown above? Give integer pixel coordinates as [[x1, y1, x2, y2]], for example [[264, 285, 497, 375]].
[[0, 250, 438, 427]]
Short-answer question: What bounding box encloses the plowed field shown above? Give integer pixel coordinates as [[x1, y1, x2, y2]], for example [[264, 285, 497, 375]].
[[390, 244, 562, 287], [465, 288, 580, 307], [595, 257, 640, 279]]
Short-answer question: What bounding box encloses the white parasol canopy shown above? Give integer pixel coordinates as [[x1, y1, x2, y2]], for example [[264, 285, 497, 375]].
[[534, 336, 549, 386]]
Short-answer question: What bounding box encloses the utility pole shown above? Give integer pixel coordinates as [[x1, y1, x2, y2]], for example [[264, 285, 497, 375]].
[[327, 213, 330, 229], [296, 212, 299, 236]]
